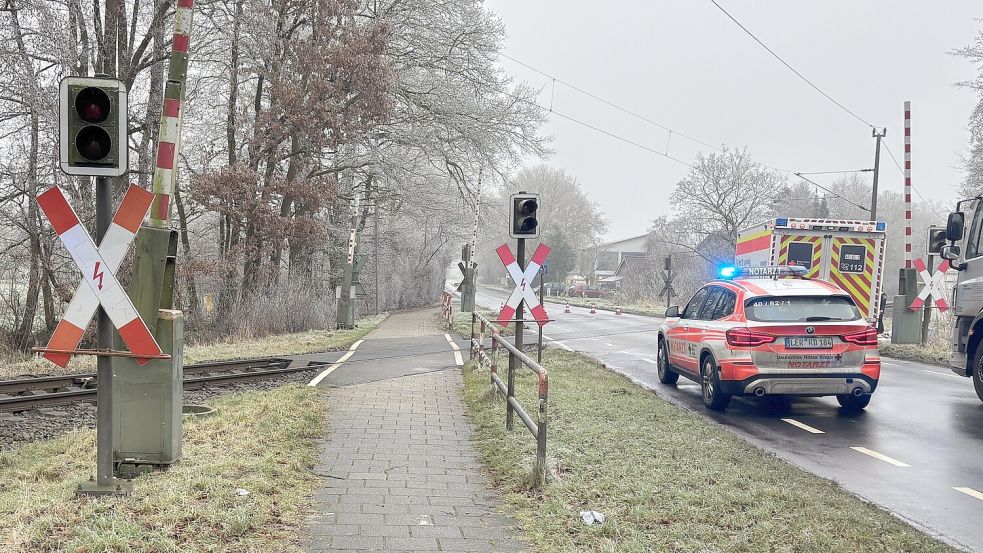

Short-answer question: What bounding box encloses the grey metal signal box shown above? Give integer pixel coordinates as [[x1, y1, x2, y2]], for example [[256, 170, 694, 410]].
[[113, 225, 183, 470]]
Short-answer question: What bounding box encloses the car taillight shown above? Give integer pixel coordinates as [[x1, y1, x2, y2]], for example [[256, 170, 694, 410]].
[[726, 327, 775, 347], [843, 326, 878, 346]]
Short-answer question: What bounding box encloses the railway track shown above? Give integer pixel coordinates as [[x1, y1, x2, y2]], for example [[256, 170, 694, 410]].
[[0, 357, 326, 412]]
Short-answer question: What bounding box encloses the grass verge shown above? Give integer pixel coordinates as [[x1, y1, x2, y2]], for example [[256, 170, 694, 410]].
[[462, 349, 958, 553], [450, 309, 514, 338], [879, 342, 949, 367], [0, 384, 324, 552], [1, 313, 387, 379]]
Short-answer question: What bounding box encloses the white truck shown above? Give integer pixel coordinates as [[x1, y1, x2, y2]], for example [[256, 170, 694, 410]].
[[735, 217, 887, 321], [939, 199, 983, 401]]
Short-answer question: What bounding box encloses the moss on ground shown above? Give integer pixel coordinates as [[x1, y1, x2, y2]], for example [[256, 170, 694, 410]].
[[0, 385, 324, 552], [462, 349, 959, 553]]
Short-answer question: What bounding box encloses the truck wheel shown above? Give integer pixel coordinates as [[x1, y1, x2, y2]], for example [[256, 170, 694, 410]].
[[701, 355, 731, 411], [657, 340, 679, 384], [836, 393, 871, 411], [973, 346, 983, 403]]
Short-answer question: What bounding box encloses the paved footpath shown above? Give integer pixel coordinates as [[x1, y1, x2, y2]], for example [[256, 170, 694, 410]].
[[302, 309, 525, 552]]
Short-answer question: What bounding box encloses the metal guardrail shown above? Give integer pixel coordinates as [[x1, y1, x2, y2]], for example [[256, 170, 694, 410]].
[[469, 311, 548, 485], [441, 291, 454, 329]]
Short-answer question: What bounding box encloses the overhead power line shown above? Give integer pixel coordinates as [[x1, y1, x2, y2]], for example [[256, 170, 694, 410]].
[[794, 173, 872, 213], [880, 139, 946, 220], [499, 52, 791, 174], [796, 169, 873, 176], [707, 0, 877, 129], [497, 55, 874, 210]]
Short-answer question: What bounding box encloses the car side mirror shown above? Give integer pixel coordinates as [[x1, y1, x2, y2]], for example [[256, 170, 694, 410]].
[[947, 211, 965, 242], [941, 244, 961, 261], [665, 305, 680, 318]]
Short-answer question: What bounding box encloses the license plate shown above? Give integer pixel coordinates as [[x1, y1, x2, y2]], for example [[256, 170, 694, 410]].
[[784, 337, 833, 349]]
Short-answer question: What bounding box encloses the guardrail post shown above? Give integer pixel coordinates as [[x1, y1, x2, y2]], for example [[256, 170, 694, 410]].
[[506, 348, 515, 431], [478, 321, 486, 361], [535, 372, 548, 486], [490, 334, 499, 394]]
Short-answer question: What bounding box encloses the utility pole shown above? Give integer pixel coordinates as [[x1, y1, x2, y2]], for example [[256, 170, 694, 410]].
[[871, 127, 887, 221], [374, 205, 380, 315], [338, 194, 359, 329]]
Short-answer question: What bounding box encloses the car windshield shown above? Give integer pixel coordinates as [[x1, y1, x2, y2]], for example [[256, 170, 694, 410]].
[[744, 295, 861, 322]]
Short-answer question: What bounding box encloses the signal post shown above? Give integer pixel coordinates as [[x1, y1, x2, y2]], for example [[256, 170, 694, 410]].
[[37, 0, 196, 496]]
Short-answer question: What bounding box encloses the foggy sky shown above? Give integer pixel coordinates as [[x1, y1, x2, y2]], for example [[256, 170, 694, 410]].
[[485, 0, 981, 240]]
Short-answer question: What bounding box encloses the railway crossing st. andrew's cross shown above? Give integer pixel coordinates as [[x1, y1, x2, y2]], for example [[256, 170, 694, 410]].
[[36, 185, 163, 364], [495, 242, 551, 327]]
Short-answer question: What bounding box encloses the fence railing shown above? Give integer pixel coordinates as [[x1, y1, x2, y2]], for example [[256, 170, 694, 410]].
[[441, 292, 453, 329], [469, 311, 548, 485]]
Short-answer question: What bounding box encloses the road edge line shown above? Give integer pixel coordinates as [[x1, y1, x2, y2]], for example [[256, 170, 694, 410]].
[[307, 339, 365, 387], [781, 418, 825, 434], [850, 446, 910, 467], [444, 333, 464, 366]]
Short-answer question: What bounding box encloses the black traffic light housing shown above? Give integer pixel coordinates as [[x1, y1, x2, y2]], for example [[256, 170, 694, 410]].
[[927, 226, 946, 256], [59, 76, 127, 177], [510, 192, 540, 238]]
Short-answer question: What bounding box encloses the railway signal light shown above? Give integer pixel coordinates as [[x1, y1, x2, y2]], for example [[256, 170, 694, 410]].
[[510, 192, 540, 238], [59, 76, 128, 177], [927, 226, 946, 256]]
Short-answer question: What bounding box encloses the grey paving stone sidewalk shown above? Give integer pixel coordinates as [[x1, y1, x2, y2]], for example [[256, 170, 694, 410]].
[[303, 309, 524, 552]]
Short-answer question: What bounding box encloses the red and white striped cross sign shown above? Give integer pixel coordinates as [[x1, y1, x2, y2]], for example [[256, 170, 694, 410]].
[[37, 185, 162, 366], [910, 257, 950, 312], [495, 242, 551, 327]]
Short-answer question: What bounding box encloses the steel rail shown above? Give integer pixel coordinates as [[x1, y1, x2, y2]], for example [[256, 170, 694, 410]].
[[0, 358, 325, 412]]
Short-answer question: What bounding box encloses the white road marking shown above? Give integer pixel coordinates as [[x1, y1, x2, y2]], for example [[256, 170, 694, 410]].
[[921, 369, 961, 379], [555, 342, 574, 352], [444, 333, 464, 366], [308, 340, 365, 387], [642, 358, 657, 364], [781, 418, 825, 434], [604, 342, 615, 347], [542, 334, 553, 341], [954, 487, 983, 501], [850, 447, 910, 467]]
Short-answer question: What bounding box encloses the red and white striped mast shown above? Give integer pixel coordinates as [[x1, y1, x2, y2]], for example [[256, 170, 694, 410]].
[[904, 101, 912, 269], [149, 0, 195, 227]]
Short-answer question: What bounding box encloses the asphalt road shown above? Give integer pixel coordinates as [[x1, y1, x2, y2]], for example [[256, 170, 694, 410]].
[[471, 285, 983, 552]]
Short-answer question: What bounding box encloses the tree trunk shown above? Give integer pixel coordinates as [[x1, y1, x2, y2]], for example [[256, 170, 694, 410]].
[[173, 178, 199, 316]]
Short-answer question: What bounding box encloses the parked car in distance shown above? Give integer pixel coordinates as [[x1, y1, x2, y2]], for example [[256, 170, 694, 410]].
[[568, 284, 606, 298], [542, 282, 567, 296]]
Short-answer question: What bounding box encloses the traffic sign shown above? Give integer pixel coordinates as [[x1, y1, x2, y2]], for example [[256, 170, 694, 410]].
[[37, 186, 162, 365], [495, 242, 550, 327], [910, 257, 950, 312]]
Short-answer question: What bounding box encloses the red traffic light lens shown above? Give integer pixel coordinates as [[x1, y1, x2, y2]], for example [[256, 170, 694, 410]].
[[517, 199, 538, 215], [75, 87, 111, 123], [75, 126, 112, 161]]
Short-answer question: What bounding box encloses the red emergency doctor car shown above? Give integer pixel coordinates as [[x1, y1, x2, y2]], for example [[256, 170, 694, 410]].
[[656, 266, 880, 411]]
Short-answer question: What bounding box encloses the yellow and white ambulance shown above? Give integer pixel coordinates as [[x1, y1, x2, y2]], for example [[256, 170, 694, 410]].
[[735, 218, 887, 321]]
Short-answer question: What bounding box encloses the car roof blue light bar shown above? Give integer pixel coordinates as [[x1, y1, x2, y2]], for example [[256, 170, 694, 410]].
[[718, 265, 808, 280]]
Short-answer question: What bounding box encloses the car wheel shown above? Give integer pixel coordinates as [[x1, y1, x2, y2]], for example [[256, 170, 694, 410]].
[[836, 393, 871, 411], [701, 355, 731, 411], [973, 345, 983, 403], [657, 340, 679, 385]]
